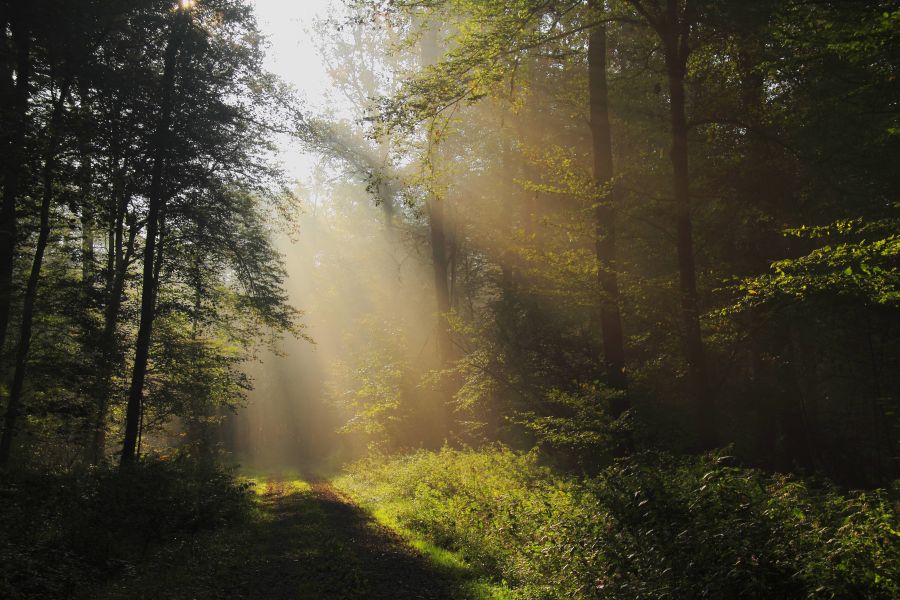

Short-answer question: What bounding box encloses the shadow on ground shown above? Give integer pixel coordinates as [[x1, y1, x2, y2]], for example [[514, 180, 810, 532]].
[[90, 479, 478, 599]]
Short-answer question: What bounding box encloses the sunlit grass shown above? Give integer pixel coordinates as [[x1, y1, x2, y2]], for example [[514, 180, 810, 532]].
[[238, 474, 311, 497], [339, 486, 516, 600], [339, 447, 900, 600]]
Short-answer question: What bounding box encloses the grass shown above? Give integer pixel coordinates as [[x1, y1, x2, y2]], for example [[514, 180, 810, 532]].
[[362, 504, 517, 600], [336, 446, 900, 600], [239, 474, 311, 497]]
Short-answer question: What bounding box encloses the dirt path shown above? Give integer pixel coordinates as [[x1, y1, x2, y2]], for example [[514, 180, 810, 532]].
[[93, 480, 475, 599], [231, 480, 468, 599]]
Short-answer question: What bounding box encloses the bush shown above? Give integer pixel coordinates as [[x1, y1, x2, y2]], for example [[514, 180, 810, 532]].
[[0, 454, 252, 599], [337, 447, 899, 599]]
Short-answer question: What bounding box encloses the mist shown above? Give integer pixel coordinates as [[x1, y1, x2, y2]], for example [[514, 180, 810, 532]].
[[226, 171, 451, 471]]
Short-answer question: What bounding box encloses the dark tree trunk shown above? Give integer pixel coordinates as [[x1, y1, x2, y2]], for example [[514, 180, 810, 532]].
[[663, 19, 714, 448], [420, 23, 453, 365], [0, 84, 68, 466], [0, 9, 30, 362], [90, 131, 130, 461], [78, 81, 94, 289], [428, 193, 453, 363], [187, 224, 212, 456], [633, 0, 714, 447], [377, 142, 395, 230], [91, 209, 137, 463], [120, 13, 186, 467], [588, 2, 628, 415]]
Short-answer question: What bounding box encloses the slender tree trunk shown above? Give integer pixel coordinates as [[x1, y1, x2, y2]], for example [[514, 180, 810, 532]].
[[415, 20, 456, 446], [0, 84, 68, 466], [90, 141, 129, 461], [448, 207, 459, 311], [120, 13, 186, 467], [187, 224, 211, 455], [152, 198, 167, 291], [660, 0, 714, 448], [420, 23, 453, 364], [0, 10, 30, 362], [588, 2, 628, 414], [377, 142, 395, 230], [427, 193, 453, 362], [788, 322, 822, 468], [91, 211, 137, 463], [78, 81, 94, 289]]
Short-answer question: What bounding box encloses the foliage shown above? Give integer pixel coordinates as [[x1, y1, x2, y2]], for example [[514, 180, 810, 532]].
[[0, 0, 298, 467], [727, 220, 900, 313], [328, 317, 412, 442], [317, 0, 900, 486], [338, 447, 900, 600]]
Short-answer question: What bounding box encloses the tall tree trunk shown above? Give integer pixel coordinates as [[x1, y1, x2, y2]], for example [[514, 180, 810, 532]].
[[427, 192, 453, 362], [415, 20, 455, 446], [120, 13, 186, 467], [660, 0, 714, 448], [187, 223, 211, 456], [78, 80, 94, 290], [588, 2, 628, 415], [420, 23, 453, 364], [0, 84, 68, 466], [377, 142, 395, 230], [91, 208, 137, 463], [448, 205, 459, 311], [90, 135, 130, 462], [0, 9, 30, 362]]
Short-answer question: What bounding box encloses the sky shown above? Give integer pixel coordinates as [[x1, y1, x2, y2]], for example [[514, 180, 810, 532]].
[[251, 0, 342, 181]]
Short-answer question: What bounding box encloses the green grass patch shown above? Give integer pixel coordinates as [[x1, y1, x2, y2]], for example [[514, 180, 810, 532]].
[[239, 475, 311, 497], [362, 503, 515, 600], [336, 446, 900, 600]]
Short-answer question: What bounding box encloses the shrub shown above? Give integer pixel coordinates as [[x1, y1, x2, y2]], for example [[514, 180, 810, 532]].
[[0, 454, 252, 599], [337, 447, 899, 599]]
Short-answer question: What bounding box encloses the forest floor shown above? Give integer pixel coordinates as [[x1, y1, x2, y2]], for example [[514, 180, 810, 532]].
[[89, 478, 496, 600]]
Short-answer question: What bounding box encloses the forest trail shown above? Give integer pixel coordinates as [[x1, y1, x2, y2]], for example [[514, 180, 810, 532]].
[[93, 478, 475, 600]]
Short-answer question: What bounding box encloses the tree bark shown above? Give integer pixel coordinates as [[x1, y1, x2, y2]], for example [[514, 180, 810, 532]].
[[628, 0, 712, 446], [0, 9, 30, 363], [120, 12, 186, 467], [187, 223, 212, 456], [0, 84, 68, 466], [427, 192, 453, 362], [660, 0, 714, 448], [91, 209, 137, 463], [420, 23, 453, 364], [78, 80, 95, 289], [588, 1, 628, 414]]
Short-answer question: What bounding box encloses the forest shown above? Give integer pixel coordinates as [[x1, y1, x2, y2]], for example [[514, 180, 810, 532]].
[[0, 0, 897, 598]]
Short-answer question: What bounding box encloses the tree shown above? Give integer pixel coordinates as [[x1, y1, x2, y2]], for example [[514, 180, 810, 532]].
[[0, 0, 121, 466], [122, 0, 296, 466], [120, 3, 190, 467], [0, 0, 297, 467], [0, 2, 32, 362], [624, 0, 712, 446], [588, 0, 628, 407]]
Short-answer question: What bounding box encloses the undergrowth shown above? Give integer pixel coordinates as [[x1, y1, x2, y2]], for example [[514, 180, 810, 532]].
[[0, 454, 252, 599], [336, 446, 899, 599]]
